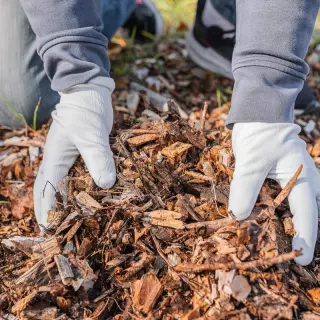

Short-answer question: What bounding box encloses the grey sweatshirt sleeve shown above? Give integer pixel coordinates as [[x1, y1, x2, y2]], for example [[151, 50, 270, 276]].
[[18, 0, 111, 93], [226, 0, 320, 128]]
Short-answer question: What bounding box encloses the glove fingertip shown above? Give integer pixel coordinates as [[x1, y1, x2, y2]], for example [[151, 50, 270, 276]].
[[229, 172, 266, 221], [228, 206, 252, 221], [93, 171, 117, 190], [292, 238, 315, 266], [294, 252, 313, 266]]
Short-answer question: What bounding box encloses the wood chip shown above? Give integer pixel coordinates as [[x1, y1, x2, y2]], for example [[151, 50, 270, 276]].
[[143, 210, 185, 229], [161, 142, 192, 165], [54, 255, 74, 286], [32, 236, 61, 260], [127, 134, 160, 147], [132, 273, 162, 314], [76, 191, 103, 212], [308, 288, 320, 305], [63, 219, 83, 242], [11, 290, 37, 313]]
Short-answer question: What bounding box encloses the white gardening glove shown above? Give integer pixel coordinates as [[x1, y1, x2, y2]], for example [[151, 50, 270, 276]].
[[34, 82, 116, 229], [229, 122, 320, 266]]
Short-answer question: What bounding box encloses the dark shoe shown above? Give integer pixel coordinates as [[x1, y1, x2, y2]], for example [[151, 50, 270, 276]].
[[187, 0, 317, 115], [295, 82, 318, 115], [187, 0, 234, 79], [123, 0, 163, 42]]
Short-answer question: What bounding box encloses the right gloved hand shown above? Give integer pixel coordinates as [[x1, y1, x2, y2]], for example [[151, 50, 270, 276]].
[[229, 122, 320, 266], [34, 81, 117, 230]]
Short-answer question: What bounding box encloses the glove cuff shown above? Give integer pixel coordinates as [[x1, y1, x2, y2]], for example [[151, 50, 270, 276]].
[[59, 79, 114, 113]]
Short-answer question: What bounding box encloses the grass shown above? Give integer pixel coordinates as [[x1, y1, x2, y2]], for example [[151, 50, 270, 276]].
[[1, 96, 40, 130], [32, 99, 41, 130], [1, 97, 27, 127], [153, 1, 320, 40]]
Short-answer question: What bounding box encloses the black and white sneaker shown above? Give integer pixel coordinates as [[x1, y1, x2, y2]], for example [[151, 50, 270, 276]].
[[187, 0, 317, 115], [187, 0, 234, 79], [123, 0, 164, 42]]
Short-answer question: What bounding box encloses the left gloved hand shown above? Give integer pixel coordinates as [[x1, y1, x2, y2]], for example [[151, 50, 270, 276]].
[[34, 82, 116, 230], [229, 122, 320, 266]]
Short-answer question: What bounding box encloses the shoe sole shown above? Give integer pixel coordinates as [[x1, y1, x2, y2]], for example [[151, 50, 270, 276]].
[[186, 29, 233, 79], [142, 0, 164, 37], [294, 101, 318, 116]]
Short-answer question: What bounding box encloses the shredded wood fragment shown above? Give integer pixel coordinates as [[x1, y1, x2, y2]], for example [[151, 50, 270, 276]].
[[175, 250, 302, 272], [132, 273, 162, 314], [127, 134, 159, 146], [11, 290, 37, 313]]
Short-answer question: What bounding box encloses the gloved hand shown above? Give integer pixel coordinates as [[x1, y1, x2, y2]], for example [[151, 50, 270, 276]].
[[229, 122, 320, 266], [34, 82, 117, 229]]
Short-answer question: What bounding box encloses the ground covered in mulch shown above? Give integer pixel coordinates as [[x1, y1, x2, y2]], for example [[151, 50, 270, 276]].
[[2, 36, 320, 319]]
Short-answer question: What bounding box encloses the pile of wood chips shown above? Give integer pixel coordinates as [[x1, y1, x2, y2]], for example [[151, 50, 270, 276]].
[[1, 38, 320, 319]]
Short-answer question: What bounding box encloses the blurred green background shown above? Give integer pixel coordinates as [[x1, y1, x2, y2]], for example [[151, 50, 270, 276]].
[[153, 1, 320, 45], [153, 0, 197, 31]]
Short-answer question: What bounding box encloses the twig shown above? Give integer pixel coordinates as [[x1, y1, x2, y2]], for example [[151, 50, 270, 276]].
[[116, 136, 148, 188], [186, 217, 233, 231], [98, 209, 119, 245], [273, 165, 303, 208], [124, 253, 155, 279], [39, 244, 54, 283], [200, 101, 208, 132], [175, 250, 301, 273], [240, 270, 280, 281], [258, 280, 288, 304]]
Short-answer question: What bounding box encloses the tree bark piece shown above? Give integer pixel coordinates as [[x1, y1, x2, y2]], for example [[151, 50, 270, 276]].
[[32, 237, 61, 260], [47, 210, 69, 232], [76, 191, 103, 214], [69, 256, 97, 292], [54, 255, 74, 286], [132, 273, 162, 314], [55, 211, 80, 235], [2, 236, 45, 255], [63, 219, 83, 242]]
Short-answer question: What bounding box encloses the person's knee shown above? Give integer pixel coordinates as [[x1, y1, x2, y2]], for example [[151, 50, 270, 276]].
[[0, 0, 59, 129]]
